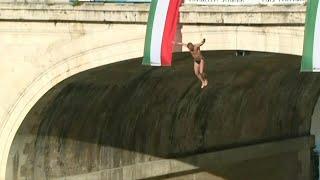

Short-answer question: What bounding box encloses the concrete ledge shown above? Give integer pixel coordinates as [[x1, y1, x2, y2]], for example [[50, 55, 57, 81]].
[[183, 136, 313, 168], [0, 3, 150, 23], [180, 5, 306, 24], [0, 3, 306, 24], [180, 4, 306, 12], [53, 136, 313, 180]]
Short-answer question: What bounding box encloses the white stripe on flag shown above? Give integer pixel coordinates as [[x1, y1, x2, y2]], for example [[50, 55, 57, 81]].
[[150, 0, 170, 66], [313, 3, 320, 71]]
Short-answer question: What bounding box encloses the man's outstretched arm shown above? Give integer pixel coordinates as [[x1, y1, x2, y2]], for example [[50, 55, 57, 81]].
[[173, 41, 187, 47], [195, 38, 206, 47]]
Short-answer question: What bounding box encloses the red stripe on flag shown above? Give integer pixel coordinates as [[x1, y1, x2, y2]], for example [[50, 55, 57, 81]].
[[161, 0, 182, 66]]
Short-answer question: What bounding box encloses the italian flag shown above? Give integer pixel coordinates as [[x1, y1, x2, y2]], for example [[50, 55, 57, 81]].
[[143, 0, 183, 66], [301, 0, 320, 72]]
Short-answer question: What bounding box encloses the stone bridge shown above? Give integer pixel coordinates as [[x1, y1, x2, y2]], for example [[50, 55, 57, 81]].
[[1, 2, 319, 180]]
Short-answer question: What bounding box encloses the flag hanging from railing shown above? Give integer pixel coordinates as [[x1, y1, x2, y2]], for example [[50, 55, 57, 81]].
[[301, 0, 320, 72], [143, 0, 182, 66]]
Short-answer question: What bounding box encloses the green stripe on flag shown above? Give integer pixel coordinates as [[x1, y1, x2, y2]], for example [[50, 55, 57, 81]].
[[301, 0, 319, 71], [143, 0, 158, 65]]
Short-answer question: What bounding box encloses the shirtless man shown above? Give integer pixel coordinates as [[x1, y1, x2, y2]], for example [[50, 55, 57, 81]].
[[175, 38, 208, 88]]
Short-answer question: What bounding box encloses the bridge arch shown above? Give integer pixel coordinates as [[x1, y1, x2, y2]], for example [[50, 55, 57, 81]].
[[0, 23, 145, 178], [4, 50, 320, 179], [0, 24, 307, 179]]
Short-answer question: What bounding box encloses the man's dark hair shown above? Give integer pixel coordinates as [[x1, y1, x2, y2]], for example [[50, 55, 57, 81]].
[[187, 43, 194, 51]]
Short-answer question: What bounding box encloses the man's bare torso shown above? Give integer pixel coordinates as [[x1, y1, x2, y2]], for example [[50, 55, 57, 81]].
[[190, 46, 204, 61]]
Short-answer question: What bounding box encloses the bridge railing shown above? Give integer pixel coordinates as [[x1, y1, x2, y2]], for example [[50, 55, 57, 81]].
[[0, 0, 307, 5], [184, 0, 306, 5], [76, 0, 306, 4]]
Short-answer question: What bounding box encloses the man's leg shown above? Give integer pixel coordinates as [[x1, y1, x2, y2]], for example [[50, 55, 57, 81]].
[[194, 62, 205, 87], [199, 59, 208, 87]]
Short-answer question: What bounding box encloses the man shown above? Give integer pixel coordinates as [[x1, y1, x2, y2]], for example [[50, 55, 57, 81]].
[[175, 38, 208, 88]]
